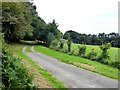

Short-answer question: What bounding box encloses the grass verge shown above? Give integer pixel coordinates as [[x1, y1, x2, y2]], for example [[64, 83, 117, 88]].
[[25, 45, 32, 52], [34, 45, 118, 80], [7, 44, 67, 89]]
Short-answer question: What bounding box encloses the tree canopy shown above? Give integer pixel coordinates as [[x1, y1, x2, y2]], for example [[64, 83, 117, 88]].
[[2, 2, 34, 42], [2, 2, 63, 44]]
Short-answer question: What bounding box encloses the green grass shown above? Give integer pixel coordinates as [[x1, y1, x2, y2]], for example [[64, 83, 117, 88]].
[[63, 43, 119, 62], [34, 45, 118, 80], [25, 45, 32, 52], [7, 44, 67, 89]]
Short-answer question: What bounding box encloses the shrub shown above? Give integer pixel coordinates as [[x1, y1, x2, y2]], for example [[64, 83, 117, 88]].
[[78, 44, 86, 56], [1, 33, 6, 51], [62, 49, 69, 54], [109, 61, 120, 69], [87, 48, 97, 60], [59, 39, 64, 49], [50, 39, 60, 50], [98, 43, 111, 62], [2, 51, 35, 89], [68, 50, 75, 55]]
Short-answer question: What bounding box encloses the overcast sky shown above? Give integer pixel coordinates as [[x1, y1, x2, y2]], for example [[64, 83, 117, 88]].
[[33, 0, 119, 34]]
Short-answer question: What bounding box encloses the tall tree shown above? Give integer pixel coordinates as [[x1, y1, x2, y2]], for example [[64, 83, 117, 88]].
[[2, 2, 33, 42], [38, 19, 63, 42]]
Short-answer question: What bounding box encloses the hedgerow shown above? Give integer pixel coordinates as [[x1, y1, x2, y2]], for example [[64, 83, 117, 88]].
[[1, 34, 36, 89]]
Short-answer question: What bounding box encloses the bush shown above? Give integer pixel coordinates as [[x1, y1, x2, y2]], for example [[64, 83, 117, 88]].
[[78, 45, 86, 56], [50, 39, 60, 50], [68, 50, 75, 55], [1, 51, 35, 89], [62, 49, 69, 54], [87, 48, 97, 60], [98, 43, 111, 62], [109, 61, 120, 69], [59, 39, 64, 49]]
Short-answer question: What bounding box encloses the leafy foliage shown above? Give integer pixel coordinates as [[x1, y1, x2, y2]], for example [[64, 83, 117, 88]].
[[78, 44, 86, 56], [59, 39, 64, 49], [46, 33, 55, 47], [1, 35, 35, 89], [30, 16, 46, 41], [2, 52, 35, 89], [98, 43, 111, 62], [2, 2, 34, 42], [87, 48, 97, 60]]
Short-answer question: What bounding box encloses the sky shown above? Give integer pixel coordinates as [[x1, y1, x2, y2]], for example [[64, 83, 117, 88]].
[[33, 0, 119, 34]]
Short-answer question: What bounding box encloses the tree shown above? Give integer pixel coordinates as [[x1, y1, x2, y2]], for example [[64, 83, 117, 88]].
[[2, 2, 34, 42], [30, 16, 46, 40], [91, 35, 98, 45], [33, 19, 63, 43], [46, 33, 55, 47], [66, 33, 72, 52], [63, 30, 80, 44]]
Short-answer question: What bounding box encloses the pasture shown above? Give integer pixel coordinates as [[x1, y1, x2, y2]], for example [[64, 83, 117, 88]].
[[63, 43, 119, 62]]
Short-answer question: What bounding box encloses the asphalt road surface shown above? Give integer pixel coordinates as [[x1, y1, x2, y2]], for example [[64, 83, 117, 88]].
[[22, 46, 118, 88]]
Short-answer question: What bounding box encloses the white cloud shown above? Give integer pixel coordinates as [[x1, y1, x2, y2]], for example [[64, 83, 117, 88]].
[[33, 0, 119, 34]]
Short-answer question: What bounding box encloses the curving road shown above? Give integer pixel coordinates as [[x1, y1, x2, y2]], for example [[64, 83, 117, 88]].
[[22, 46, 118, 88]]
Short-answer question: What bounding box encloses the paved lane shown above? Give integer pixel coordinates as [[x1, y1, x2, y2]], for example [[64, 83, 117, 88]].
[[22, 46, 118, 88]]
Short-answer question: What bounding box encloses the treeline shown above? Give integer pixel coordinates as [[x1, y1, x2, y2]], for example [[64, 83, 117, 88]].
[[63, 30, 120, 48], [2, 2, 62, 44], [2, 1, 119, 48]]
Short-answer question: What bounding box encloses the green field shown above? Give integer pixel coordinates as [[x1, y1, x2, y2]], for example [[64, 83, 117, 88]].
[[34, 45, 118, 80], [63, 43, 119, 62]]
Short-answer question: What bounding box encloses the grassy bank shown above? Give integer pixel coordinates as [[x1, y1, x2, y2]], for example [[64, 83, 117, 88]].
[[7, 44, 67, 89], [34, 45, 118, 80]]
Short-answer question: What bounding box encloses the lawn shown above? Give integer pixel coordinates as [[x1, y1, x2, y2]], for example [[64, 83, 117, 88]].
[[7, 44, 67, 89], [34, 45, 118, 80]]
